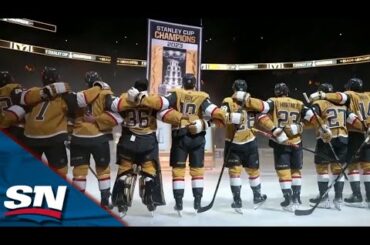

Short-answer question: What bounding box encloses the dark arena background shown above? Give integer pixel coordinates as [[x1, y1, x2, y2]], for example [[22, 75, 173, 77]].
[[1, 18, 370, 226]]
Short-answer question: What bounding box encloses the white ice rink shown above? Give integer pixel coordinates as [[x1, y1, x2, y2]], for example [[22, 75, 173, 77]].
[[71, 147, 370, 227]]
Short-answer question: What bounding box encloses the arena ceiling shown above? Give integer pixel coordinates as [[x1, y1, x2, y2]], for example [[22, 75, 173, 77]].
[[1, 17, 369, 64]]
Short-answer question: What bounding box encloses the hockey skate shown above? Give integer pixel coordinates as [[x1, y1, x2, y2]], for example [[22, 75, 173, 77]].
[[231, 196, 243, 214], [100, 189, 113, 210], [142, 179, 156, 216], [280, 193, 295, 212], [292, 193, 302, 210], [309, 194, 331, 209], [344, 194, 365, 208], [333, 197, 343, 211], [251, 185, 267, 210], [230, 186, 243, 213], [174, 197, 183, 217], [118, 204, 128, 218], [253, 194, 267, 210], [193, 196, 202, 215]]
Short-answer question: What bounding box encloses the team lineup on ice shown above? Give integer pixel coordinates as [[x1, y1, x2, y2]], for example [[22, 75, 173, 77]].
[[2, 70, 370, 226]]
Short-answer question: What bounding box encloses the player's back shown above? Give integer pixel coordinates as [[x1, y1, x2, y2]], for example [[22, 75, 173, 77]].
[[73, 88, 113, 138], [172, 88, 209, 122], [118, 93, 157, 135], [0, 83, 21, 109], [25, 96, 68, 139], [269, 96, 304, 144], [345, 91, 370, 132], [313, 99, 348, 138], [222, 97, 255, 144]]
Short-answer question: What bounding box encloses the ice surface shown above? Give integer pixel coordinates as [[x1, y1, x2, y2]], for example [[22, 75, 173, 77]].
[[67, 147, 370, 226]]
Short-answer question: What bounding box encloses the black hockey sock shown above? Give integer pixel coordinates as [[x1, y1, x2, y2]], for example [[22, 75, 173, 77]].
[[318, 181, 329, 196], [231, 185, 241, 201], [173, 189, 184, 200], [364, 182, 370, 200], [192, 187, 203, 198], [292, 185, 301, 204], [251, 184, 261, 197], [334, 181, 344, 199]]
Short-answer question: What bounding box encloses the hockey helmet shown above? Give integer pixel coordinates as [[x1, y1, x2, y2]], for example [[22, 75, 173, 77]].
[[182, 74, 196, 90], [0, 71, 14, 87], [41, 67, 60, 85], [344, 78, 363, 92], [134, 79, 148, 92], [318, 83, 334, 93], [274, 82, 289, 97], [85, 71, 102, 88], [232, 79, 247, 92]]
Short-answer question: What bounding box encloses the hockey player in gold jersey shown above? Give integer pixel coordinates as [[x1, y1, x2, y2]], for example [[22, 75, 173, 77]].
[[96, 79, 191, 216], [166, 74, 230, 213], [0, 71, 26, 140], [257, 82, 321, 211], [310, 78, 370, 207], [68, 71, 117, 209], [220, 79, 269, 212], [22, 67, 71, 178], [129, 74, 231, 214], [127, 74, 232, 213], [307, 83, 364, 210]]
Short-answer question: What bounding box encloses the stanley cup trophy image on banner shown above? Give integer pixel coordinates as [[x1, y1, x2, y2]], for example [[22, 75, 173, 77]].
[[147, 19, 202, 95], [147, 19, 203, 151], [159, 47, 186, 95]]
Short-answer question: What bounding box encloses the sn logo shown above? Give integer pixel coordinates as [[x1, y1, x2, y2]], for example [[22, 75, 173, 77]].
[[4, 185, 67, 220]]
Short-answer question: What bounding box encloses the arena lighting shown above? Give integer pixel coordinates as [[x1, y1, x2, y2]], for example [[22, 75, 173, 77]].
[[1, 38, 370, 70], [117, 58, 147, 67], [0, 39, 110, 64], [1, 18, 57, 33]]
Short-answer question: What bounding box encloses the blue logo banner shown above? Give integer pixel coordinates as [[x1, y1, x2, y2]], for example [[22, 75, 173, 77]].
[[0, 131, 123, 226]]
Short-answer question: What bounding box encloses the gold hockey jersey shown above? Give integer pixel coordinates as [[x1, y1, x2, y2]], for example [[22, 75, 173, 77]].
[[24, 96, 68, 139], [312, 100, 348, 139], [0, 84, 22, 109], [259, 97, 305, 144], [105, 92, 187, 135], [221, 96, 269, 144], [72, 86, 114, 138], [0, 83, 24, 128], [165, 88, 227, 127], [324, 91, 370, 133]]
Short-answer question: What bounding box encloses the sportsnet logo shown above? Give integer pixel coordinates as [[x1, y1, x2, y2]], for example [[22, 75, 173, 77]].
[[4, 186, 67, 220]]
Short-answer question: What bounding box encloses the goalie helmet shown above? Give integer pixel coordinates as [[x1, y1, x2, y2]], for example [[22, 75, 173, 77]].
[[318, 83, 334, 93], [183, 74, 196, 90], [0, 71, 14, 87], [134, 79, 148, 92], [232, 79, 247, 92], [41, 67, 60, 86], [274, 82, 289, 97], [85, 71, 102, 88], [344, 78, 363, 92]]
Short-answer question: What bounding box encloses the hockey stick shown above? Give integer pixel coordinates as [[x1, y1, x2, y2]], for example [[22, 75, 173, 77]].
[[198, 94, 248, 213], [89, 166, 99, 179], [197, 126, 237, 213], [252, 128, 338, 162], [295, 135, 370, 215], [251, 128, 299, 149], [303, 93, 348, 180], [356, 110, 368, 134]]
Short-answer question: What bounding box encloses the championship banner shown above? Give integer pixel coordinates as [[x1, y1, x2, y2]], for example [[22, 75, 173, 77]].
[[147, 19, 202, 95], [0, 131, 124, 227]]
